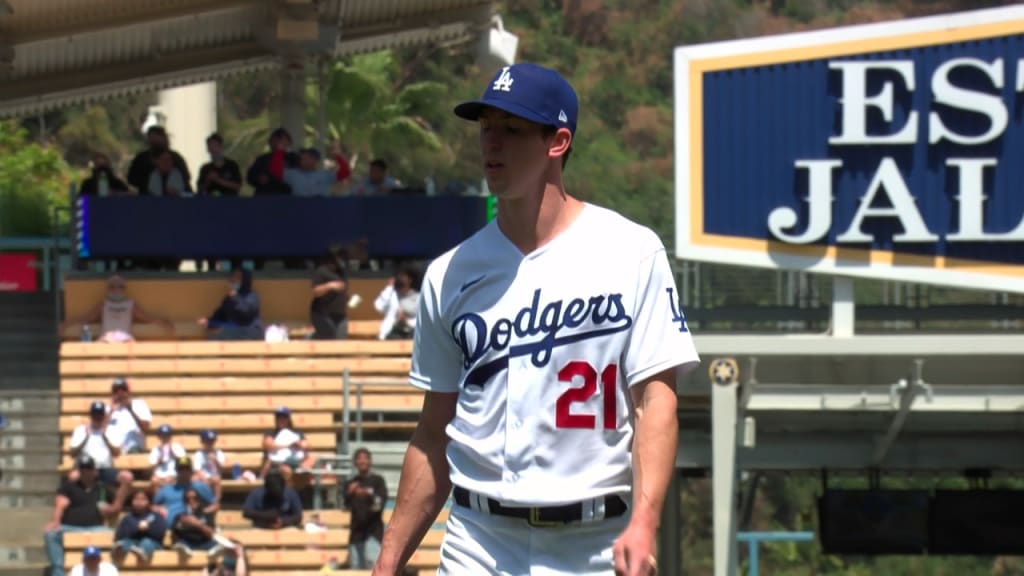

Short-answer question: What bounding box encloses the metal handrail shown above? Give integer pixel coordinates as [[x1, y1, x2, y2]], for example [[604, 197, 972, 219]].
[[308, 454, 354, 510]]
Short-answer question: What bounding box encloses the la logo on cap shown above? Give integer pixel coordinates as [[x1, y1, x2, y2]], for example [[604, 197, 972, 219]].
[[558, 110, 568, 123], [493, 67, 514, 92]]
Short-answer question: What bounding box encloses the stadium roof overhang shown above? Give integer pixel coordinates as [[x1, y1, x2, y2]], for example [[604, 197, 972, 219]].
[[0, 0, 497, 118]]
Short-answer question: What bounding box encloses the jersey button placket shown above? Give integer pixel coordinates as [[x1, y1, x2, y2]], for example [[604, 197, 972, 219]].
[[503, 264, 531, 485]]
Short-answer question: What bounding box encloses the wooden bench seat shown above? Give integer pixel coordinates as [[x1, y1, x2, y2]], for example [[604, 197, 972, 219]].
[[60, 393, 424, 417], [64, 528, 445, 550], [67, 548, 441, 569], [59, 452, 269, 472], [60, 357, 411, 377], [212, 508, 449, 529], [60, 340, 412, 359], [111, 571, 429, 576], [59, 412, 336, 433], [60, 320, 385, 342], [60, 376, 409, 395], [125, 477, 338, 493], [62, 432, 337, 453]]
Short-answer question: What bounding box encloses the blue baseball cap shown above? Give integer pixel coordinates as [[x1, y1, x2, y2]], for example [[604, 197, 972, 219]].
[[89, 401, 106, 414], [199, 429, 217, 442], [83, 545, 101, 560], [275, 406, 291, 417], [454, 63, 578, 137], [156, 424, 173, 436]]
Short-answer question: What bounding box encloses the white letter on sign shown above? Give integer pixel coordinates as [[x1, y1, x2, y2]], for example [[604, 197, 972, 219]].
[[930, 58, 1008, 145], [947, 158, 1024, 241], [829, 61, 918, 145], [768, 160, 841, 244], [837, 158, 938, 243]]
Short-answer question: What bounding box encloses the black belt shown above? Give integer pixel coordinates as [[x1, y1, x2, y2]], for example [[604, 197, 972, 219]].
[[452, 486, 627, 527]]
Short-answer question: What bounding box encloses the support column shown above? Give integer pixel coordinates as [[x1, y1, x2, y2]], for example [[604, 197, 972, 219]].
[[657, 470, 681, 576], [280, 61, 307, 148], [158, 81, 217, 183], [711, 358, 739, 576], [832, 276, 855, 338]]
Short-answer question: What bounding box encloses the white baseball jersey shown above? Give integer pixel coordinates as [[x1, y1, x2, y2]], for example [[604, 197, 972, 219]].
[[411, 203, 699, 506]]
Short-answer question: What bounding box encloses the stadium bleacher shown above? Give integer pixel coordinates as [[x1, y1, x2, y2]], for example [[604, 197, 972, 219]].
[[54, 335, 437, 574]]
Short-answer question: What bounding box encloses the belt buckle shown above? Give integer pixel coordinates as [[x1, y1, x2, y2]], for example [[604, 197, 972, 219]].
[[527, 507, 561, 528]]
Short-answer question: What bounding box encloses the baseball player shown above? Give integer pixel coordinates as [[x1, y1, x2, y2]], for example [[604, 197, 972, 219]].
[[374, 63, 699, 576]]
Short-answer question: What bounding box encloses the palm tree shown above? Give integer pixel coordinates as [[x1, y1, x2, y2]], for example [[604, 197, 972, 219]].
[[308, 51, 449, 185]]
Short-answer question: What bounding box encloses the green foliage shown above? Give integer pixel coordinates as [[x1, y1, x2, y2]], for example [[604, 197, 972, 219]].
[[0, 121, 74, 236]]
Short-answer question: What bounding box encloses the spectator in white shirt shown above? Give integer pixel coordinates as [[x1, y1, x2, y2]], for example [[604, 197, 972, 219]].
[[68, 401, 132, 488], [105, 378, 152, 454], [149, 424, 186, 486], [373, 267, 420, 340], [58, 274, 173, 342], [193, 429, 225, 504], [259, 407, 313, 485], [70, 546, 119, 576]]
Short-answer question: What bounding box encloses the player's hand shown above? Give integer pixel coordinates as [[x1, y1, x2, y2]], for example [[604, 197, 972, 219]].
[[613, 521, 658, 576]]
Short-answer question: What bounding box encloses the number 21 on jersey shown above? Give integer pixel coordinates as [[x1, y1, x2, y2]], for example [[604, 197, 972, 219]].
[[555, 361, 618, 430]]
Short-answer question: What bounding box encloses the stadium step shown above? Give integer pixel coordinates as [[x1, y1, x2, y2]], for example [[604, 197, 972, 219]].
[[0, 296, 63, 573]]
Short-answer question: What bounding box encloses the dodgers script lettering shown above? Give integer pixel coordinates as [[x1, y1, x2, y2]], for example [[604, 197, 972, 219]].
[[768, 57, 1024, 245], [452, 289, 633, 388]]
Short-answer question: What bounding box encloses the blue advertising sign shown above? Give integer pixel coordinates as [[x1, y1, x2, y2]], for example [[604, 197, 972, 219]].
[[674, 6, 1024, 293]]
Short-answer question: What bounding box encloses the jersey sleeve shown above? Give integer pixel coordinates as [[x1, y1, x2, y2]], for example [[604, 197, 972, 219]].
[[622, 247, 700, 387], [132, 399, 153, 423], [408, 266, 462, 393], [69, 425, 86, 449]]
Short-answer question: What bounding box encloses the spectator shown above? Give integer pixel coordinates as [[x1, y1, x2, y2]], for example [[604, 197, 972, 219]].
[[79, 154, 131, 197], [58, 274, 174, 343], [242, 466, 303, 529], [246, 128, 297, 196], [149, 424, 186, 487], [373, 267, 420, 340], [113, 490, 167, 564], [43, 455, 128, 576], [170, 487, 219, 557], [310, 249, 348, 340], [69, 546, 119, 576], [105, 378, 152, 455], [269, 146, 350, 197], [260, 406, 313, 481], [127, 126, 190, 196], [198, 268, 262, 341], [196, 133, 243, 197], [68, 400, 133, 489], [153, 456, 218, 528], [193, 429, 225, 504], [147, 149, 192, 197], [342, 448, 388, 569], [352, 159, 397, 195]]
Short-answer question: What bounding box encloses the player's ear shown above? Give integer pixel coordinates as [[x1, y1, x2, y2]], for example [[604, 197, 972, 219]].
[[547, 127, 572, 160]]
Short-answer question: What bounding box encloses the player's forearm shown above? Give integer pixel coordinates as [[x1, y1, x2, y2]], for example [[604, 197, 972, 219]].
[[630, 383, 679, 532], [376, 431, 451, 573]]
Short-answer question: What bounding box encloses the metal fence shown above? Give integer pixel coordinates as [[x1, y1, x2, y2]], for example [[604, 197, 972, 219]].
[[675, 261, 1024, 333]]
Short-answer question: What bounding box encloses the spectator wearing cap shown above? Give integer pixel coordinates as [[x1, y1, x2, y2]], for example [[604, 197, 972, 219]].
[[105, 378, 152, 454], [126, 125, 191, 196], [113, 489, 167, 564], [246, 128, 298, 196], [352, 159, 397, 196], [153, 456, 218, 528], [242, 465, 303, 529], [193, 429, 225, 503], [44, 455, 129, 576], [268, 145, 350, 197], [196, 133, 243, 197], [68, 400, 133, 489], [260, 407, 313, 482], [69, 546, 119, 576], [149, 424, 187, 487]]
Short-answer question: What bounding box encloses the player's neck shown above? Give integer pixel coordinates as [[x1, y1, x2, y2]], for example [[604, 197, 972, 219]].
[[496, 181, 583, 255]]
